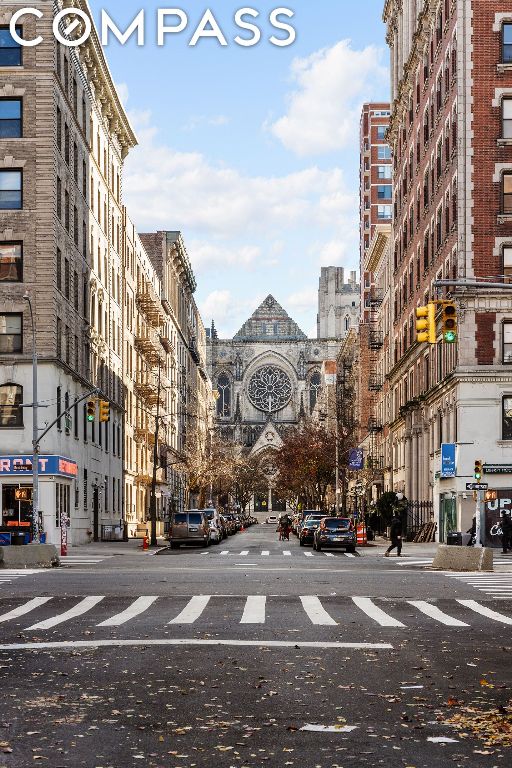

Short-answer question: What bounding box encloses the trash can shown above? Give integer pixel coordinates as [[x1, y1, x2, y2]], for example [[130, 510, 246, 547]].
[[447, 531, 462, 546], [11, 532, 26, 546]]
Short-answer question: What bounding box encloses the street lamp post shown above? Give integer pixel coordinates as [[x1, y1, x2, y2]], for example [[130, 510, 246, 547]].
[[23, 293, 39, 543]]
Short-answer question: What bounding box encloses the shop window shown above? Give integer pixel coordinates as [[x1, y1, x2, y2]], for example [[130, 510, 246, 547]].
[[0, 383, 23, 427], [0, 313, 22, 353], [0, 242, 22, 282]]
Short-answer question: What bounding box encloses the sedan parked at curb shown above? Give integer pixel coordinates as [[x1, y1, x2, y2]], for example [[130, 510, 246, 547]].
[[299, 519, 320, 546]]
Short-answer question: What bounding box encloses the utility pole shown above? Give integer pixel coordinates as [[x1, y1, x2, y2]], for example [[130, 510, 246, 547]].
[[475, 490, 484, 548], [149, 362, 162, 547], [23, 294, 39, 543]]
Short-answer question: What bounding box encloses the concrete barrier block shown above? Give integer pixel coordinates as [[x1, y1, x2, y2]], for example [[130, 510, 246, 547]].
[[0, 544, 60, 569], [432, 544, 493, 572]]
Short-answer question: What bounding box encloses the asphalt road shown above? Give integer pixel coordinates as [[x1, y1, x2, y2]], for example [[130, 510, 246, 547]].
[[0, 523, 511, 767]]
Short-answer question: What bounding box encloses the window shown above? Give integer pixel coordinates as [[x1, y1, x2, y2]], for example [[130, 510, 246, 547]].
[[377, 184, 392, 200], [378, 145, 391, 160], [504, 246, 512, 282], [503, 99, 512, 139], [0, 384, 23, 427], [0, 98, 21, 138], [0, 27, 22, 67], [503, 23, 512, 64], [376, 126, 386, 140], [377, 165, 392, 179], [503, 172, 512, 213], [503, 396, 512, 440], [309, 371, 321, 414], [0, 242, 22, 282], [378, 204, 392, 220], [57, 176, 62, 220], [216, 373, 231, 417], [503, 323, 512, 363], [0, 313, 22, 353], [0, 170, 22, 209]]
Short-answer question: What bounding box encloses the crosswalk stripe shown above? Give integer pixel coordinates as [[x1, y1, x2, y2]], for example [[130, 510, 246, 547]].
[[261, 551, 270, 557], [0, 597, 52, 624], [220, 551, 229, 556], [26, 596, 105, 630], [97, 596, 158, 627], [240, 596, 266, 624], [457, 599, 512, 625], [345, 553, 356, 558], [304, 552, 314, 558], [300, 596, 338, 626], [408, 600, 468, 627], [352, 597, 405, 628], [283, 551, 291, 556], [239, 551, 249, 556], [324, 553, 335, 558], [168, 595, 211, 625]]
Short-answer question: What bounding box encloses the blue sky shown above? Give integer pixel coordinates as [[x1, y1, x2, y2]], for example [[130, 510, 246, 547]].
[[88, 1, 390, 337]]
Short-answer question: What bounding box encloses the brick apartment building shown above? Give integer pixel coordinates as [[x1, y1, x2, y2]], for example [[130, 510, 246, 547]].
[[382, 0, 512, 542], [0, 2, 211, 546]]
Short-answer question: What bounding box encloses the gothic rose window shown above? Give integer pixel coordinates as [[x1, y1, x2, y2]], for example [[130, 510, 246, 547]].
[[248, 365, 292, 413]]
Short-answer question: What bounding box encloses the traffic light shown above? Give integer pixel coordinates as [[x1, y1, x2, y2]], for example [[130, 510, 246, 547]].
[[442, 301, 458, 343], [99, 400, 110, 423], [415, 303, 436, 344], [474, 459, 483, 481], [86, 399, 96, 422]]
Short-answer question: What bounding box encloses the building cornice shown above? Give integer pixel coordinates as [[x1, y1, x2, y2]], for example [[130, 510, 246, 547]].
[[366, 224, 391, 273]]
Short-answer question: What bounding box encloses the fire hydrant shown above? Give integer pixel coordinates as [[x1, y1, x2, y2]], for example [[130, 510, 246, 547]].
[[142, 535, 149, 550]]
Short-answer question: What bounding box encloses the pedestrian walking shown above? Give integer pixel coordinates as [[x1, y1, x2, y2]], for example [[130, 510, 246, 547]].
[[501, 510, 512, 554], [467, 515, 476, 546], [384, 512, 403, 557]]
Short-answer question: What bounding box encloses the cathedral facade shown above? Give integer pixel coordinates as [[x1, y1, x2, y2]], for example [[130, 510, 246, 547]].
[[206, 295, 340, 510]]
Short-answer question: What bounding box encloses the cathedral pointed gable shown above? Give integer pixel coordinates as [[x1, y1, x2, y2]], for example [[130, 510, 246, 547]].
[[234, 295, 307, 341], [250, 419, 283, 455]]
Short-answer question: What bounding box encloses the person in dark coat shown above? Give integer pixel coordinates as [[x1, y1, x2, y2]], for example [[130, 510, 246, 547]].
[[384, 513, 403, 557], [467, 515, 476, 546], [501, 511, 512, 554]]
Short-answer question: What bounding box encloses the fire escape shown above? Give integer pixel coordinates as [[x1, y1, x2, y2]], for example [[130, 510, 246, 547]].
[[367, 289, 384, 473]]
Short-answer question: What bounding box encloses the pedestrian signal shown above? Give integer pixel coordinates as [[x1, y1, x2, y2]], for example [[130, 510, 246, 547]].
[[442, 301, 457, 343], [474, 459, 483, 481], [99, 400, 110, 423], [86, 399, 96, 422], [415, 303, 436, 344]]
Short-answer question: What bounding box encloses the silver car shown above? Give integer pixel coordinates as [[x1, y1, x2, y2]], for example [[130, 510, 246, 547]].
[[169, 510, 210, 549]]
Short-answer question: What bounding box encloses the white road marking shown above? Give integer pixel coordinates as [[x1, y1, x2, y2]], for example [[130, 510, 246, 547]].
[[26, 596, 105, 630], [408, 600, 469, 627], [304, 552, 314, 558], [240, 596, 266, 624], [97, 596, 158, 627], [324, 553, 335, 558], [261, 551, 270, 557], [239, 551, 249, 556], [352, 597, 405, 628], [283, 551, 291, 556], [301, 724, 358, 733], [167, 595, 211, 625], [0, 638, 394, 652], [300, 596, 338, 626], [0, 597, 52, 624], [220, 551, 229, 556], [457, 599, 512, 625], [345, 553, 356, 558]]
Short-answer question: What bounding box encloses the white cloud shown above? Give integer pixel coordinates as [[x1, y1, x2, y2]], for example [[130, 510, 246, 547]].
[[200, 290, 264, 334], [188, 240, 262, 271], [286, 289, 318, 314], [115, 82, 130, 108], [268, 40, 389, 157]]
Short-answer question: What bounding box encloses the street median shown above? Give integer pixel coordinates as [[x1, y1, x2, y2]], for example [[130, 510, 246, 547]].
[[432, 544, 493, 572]]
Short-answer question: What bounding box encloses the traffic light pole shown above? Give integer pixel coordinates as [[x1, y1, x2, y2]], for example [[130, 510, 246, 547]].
[[475, 489, 484, 548]]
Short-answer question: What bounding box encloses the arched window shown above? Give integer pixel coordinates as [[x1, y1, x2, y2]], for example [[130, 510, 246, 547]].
[[344, 315, 350, 332], [0, 383, 23, 427], [309, 371, 321, 414], [216, 373, 231, 418]]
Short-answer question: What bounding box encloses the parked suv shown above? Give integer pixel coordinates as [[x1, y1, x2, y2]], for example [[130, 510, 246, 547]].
[[169, 510, 210, 548]]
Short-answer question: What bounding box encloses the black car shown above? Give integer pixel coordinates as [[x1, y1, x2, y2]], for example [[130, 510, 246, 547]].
[[313, 517, 356, 553], [299, 519, 320, 547]]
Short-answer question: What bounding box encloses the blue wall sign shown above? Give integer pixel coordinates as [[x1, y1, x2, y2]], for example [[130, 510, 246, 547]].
[[0, 456, 77, 479], [348, 449, 364, 471], [441, 444, 456, 478]]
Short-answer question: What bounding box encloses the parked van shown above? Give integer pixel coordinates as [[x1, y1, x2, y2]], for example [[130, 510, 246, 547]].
[[169, 510, 210, 548]]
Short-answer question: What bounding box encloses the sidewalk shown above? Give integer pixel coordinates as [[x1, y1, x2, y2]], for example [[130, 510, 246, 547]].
[[361, 537, 439, 558], [66, 538, 168, 556]]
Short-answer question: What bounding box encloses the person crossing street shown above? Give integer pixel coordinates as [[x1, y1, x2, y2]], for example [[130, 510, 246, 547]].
[[384, 512, 403, 557]]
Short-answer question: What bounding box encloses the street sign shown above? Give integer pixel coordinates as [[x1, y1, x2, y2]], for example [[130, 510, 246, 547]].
[[441, 443, 456, 478], [466, 482, 488, 491], [483, 464, 512, 474]]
